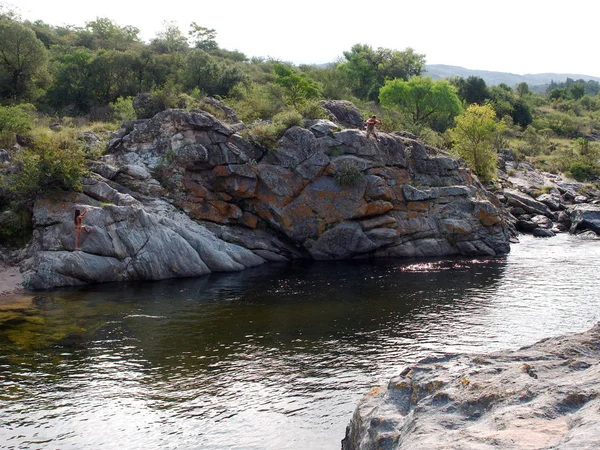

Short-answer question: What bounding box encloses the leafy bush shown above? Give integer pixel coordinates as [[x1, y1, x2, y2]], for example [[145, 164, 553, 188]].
[[110, 96, 136, 121], [0, 104, 36, 147], [297, 100, 329, 120], [226, 82, 286, 123], [568, 160, 599, 182], [334, 164, 364, 187], [244, 124, 281, 151], [273, 109, 303, 129], [9, 133, 87, 202], [243, 109, 304, 151], [532, 109, 580, 138]]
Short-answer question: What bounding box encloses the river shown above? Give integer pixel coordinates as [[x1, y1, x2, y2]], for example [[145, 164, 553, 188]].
[[1, 234, 599, 449]]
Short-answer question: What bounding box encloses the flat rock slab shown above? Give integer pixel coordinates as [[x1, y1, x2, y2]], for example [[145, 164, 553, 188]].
[[343, 324, 600, 450]]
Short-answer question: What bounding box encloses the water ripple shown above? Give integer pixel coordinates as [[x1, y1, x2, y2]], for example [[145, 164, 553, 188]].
[[1, 234, 599, 449]]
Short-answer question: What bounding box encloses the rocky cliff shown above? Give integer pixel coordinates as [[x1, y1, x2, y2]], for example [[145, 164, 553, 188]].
[[342, 323, 600, 450], [21, 101, 512, 289]]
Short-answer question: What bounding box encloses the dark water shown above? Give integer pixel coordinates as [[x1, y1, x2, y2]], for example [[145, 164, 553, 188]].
[[1, 234, 599, 449]]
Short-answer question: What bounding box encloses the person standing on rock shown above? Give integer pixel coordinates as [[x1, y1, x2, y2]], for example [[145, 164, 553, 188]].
[[365, 115, 383, 141], [74, 208, 91, 250]]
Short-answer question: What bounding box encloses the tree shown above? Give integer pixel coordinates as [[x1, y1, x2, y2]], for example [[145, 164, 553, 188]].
[[88, 50, 139, 104], [45, 46, 94, 112], [150, 21, 188, 54], [183, 49, 247, 96], [81, 17, 140, 50], [511, 98, 532, 128], [452, 76, 489, 105], [569, 81, 585, 100], [272, 63, 321, 106], [0, 18, 50, 100], [515, 82, 530, 98], [379, 76, 463, 131], [449, 104, 505, 182], [188, 23, 217, 50], [338, 44, 425, 100]]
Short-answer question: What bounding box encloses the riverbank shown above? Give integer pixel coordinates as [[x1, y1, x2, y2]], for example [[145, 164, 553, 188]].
[[0, 261, 24, 298], [343, 322, 600, 449]]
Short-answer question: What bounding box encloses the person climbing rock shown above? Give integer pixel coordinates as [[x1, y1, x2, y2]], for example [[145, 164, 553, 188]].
[[74, 208, 91, 250], [365, 115, 383, 141]]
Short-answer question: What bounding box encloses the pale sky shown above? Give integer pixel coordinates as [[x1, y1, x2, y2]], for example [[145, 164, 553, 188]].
[[10, 0, 600, 77]]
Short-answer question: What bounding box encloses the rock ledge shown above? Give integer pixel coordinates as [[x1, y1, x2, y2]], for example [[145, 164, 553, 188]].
[[343, 324, 600, 449]]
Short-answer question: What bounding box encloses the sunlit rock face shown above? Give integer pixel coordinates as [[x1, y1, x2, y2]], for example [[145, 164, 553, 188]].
[[342, 324, 600, 450], [22, 102, 511, 289]]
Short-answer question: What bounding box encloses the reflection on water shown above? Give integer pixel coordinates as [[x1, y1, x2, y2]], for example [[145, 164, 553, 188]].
[[1, 234, 599, 449]]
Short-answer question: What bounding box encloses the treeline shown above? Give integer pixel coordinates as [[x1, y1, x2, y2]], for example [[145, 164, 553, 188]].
[[1, 11, 600, 182]]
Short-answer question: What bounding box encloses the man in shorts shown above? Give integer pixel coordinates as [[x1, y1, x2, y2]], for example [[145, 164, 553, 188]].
[[365, 115, 383, 141]]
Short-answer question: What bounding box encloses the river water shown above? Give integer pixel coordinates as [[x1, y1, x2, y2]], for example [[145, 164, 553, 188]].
[[1, 234, 599, 449]]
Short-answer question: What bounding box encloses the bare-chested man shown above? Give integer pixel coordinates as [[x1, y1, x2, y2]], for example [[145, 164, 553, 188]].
[[365, 115, 383, 141]]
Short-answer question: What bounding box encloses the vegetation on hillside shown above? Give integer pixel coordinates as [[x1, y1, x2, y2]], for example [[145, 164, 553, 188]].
[[1, 9, 599, 247]]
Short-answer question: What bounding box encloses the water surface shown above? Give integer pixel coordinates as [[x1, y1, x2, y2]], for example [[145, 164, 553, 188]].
[[1, 234, 599, 449]]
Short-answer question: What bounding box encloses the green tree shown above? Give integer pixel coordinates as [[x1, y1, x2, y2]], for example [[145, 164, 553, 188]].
[[0, 18, 50, 100], [183, 49, 247, 96], [339, 44, 425, 100], [300, 64, 352, 100], [449, 104, 505, 182], [87, 49, 139, 105], [451, 76, 489, 105], [511, 98, 532, 128], [188, 23, 218, 50], [45, 46, 94, 112], [150, 21, 188, 54], [81, 17, 140, 50], [569, 81, 585, 100], [548, 87, 567, 101], [272, 63, 321, 106], [379, 76, 463, 131], [516, 82, 530, 98]]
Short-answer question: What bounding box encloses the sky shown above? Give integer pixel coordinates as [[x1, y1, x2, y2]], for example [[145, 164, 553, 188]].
[[9, 0, 600, 77]]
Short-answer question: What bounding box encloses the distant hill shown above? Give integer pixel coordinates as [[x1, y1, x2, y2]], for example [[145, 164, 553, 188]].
[[425, 64, 600, 88]]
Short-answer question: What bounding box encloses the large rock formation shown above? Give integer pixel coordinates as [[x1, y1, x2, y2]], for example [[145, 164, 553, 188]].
[[22, 102, 512, 289], [342, 323, 600, 450]]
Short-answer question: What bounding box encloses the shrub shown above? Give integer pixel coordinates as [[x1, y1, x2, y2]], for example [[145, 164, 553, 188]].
[[334, 164, 364, 187], [9, 133, 87, 202], [297, 100, 329, 120], [0, 104, 36, 147], [243, 109, 304, 151], [110, 96, 136, 122], [533, 110, 580, 138], [225, 82, 286, 123], [273, 109, 303, 129], [568, 160, 599, 182]]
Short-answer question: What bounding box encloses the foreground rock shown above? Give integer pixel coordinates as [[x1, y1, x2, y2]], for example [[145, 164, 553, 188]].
[[342, 324, 600, 450], [21, 103, 512, 289]]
